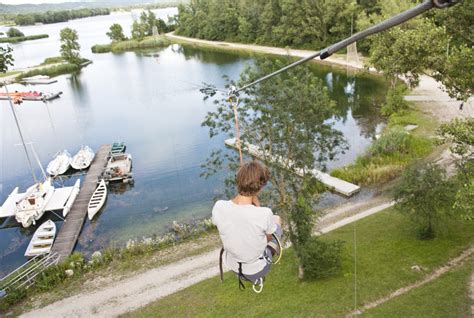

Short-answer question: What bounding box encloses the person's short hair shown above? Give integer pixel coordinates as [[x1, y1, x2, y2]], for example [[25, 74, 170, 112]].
[[236, 160, 270, 196]]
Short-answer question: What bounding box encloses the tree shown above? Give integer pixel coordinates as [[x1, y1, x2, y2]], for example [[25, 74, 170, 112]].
[[6, 27, 24, 38], [437, 118, 474, 220], [131, 20, 148, 41], [202, 58, 347, 279], [394, 163, 454, 239], [59, 27, 81, 65], [106, 23, 126, 42], [432, 45, 474, 102], [0, 46, 14, 73]]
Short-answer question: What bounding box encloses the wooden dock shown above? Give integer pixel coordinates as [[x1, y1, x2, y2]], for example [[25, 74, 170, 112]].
[[225, 138, 360, 197], [51, 144, 111, 262]]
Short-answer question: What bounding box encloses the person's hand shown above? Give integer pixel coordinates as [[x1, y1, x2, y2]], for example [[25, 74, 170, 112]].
[[252, 196, 260, 207]]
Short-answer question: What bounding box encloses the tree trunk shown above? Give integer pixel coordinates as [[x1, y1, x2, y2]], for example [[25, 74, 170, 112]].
[[298, 264, 304, 279]]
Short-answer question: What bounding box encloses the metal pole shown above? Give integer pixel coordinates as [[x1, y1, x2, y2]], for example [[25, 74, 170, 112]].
[[4, 85, 37, 183]]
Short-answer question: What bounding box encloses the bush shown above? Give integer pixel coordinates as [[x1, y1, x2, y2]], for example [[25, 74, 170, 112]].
[[394, 163, 454, 239], [91, 44, 112, 53], [6, 27, 24, 38], [91, 36, 170, 54], [381, 84, 409, 117], [369, 126, 412, 157], [298, 238, 344, 280], [41, 56, 64, 65]]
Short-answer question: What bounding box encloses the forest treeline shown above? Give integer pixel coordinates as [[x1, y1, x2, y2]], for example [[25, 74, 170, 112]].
[[13, 8, 111, 26], [175, 0, 472, 53]]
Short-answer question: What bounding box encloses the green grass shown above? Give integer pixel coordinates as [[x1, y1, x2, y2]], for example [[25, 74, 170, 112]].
[[123, 208, 474, 318], [361, 257, 473, 318], [0, 34, 48, 43], [40, 56, 64, 65], [331, 107, 435, 185], [0, 70, 20, 78], [91, 36, 170, 54], [18, 64, 80, 79]]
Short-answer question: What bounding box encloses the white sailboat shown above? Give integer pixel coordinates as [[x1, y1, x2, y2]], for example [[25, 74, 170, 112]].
[[15, 178, 55, 228], [46, 150, 71, 177], [24, 219, 56, 257], [88, 179, 107, 220], [71, 146, 95, 170]]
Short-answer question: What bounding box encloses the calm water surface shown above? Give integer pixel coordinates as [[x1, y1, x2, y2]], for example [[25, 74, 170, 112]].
[[0, 9, 388, 276]]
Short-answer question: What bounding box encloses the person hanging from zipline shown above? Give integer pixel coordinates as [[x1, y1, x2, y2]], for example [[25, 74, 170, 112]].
[[212, 160, 282, 293]]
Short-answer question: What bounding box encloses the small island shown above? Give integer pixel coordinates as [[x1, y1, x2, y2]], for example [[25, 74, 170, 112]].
[[0, 27, 48, 43]]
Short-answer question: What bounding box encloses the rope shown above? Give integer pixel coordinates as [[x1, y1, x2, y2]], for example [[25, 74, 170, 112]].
[[228, 87, 243, 165]]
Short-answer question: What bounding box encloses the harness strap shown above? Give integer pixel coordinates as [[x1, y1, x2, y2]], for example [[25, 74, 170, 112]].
[[219, 247, 225, 283], [238, 262, 246, 290]]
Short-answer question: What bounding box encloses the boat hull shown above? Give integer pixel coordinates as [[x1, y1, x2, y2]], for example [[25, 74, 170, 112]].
[[88, 179, 107, 220], [25, 219, 56, 257]]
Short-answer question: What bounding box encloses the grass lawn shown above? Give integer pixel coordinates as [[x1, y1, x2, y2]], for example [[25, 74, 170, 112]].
[[0, 71, 20, 78], [123, 208, 474, 317], [361, 257, 473, 317]]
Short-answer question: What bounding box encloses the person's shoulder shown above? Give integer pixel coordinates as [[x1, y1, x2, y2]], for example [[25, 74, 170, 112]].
[[256, 206, 273, 216], [213, 200, 230, 208]]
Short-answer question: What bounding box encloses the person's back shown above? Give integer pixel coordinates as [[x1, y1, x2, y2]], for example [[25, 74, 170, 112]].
[[212, 160, 282, 283]]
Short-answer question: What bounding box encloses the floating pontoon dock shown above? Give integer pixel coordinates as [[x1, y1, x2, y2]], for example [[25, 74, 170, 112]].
[[51, 144, 111, 262], [225, 138, 360, 197]]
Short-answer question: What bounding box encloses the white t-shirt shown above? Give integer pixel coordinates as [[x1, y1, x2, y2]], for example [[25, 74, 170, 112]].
[[212, 200, 277, 275]]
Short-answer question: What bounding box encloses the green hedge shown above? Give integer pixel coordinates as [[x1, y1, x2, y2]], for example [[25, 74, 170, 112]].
[[0, 34, 48, 43]]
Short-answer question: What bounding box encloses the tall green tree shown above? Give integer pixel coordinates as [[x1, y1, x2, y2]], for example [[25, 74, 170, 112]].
[[202, 58, 347, 279], [106, 23, 126, 42], [59, 27, 81, 65], [438, 118, 474, 221], [394, 163, 454, 239], [0, 46, 14, 73]]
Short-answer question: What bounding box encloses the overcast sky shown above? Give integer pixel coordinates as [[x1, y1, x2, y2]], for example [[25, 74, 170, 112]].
[[1, 0, 79, 4]]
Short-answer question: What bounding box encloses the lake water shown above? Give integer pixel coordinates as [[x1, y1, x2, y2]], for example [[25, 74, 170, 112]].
[[0, 9, 388, 276]]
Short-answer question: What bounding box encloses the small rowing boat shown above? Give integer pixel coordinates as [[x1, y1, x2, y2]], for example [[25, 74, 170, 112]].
[[88, 179, 107, 220], [24, 219, 56, 257], [71, 146, 95, 170], [111, 142, 126, 154]]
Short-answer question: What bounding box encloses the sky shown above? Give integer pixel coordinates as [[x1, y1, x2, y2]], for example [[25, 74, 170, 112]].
[[1, 0, 80, 4]]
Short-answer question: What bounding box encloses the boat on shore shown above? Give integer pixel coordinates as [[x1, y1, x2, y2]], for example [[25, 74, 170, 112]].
[[15, 178, 55, 228], [0, 91, 62, 101], [71, 146, 95, 170], [24, 219, 56, 257], [22, 75, 58, 85], [47, 150, 71, 177], [88, 179, 107, 220]]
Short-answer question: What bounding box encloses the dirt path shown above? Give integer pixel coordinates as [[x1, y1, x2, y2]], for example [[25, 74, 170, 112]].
[[347, 245, 474, 317], [21, 200, 393, 318]]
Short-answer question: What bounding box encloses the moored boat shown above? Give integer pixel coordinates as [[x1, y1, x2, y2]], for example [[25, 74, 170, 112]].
[[71, 146, 95, 170], [103, 153, 133, 183], [88, 179, 107, 220], [15, 178, 55, 228], [24, 219, 56, 257], [111, 142, 126, 154], [47, 150, 71, 177]]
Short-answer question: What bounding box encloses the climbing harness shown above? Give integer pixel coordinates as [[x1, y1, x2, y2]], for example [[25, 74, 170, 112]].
[[219, 232, 283, 293]]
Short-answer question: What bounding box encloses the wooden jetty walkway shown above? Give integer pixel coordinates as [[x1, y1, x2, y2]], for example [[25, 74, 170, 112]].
[[225, 138, 360, 197], [51, 144, 111, 262]]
